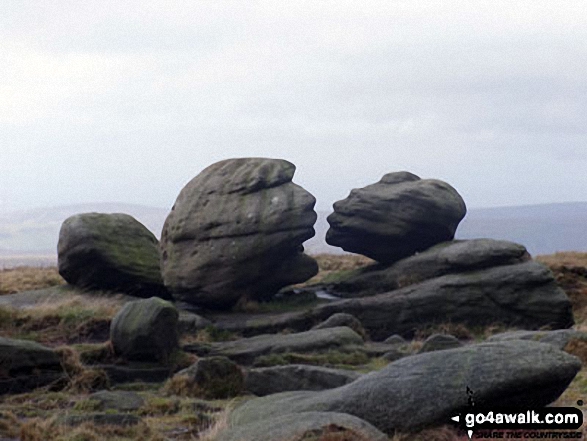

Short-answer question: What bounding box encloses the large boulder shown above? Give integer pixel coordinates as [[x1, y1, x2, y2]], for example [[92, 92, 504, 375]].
[[110, 297, 179, 363], [245, 365, 360, 396], [228, 341, 581, 433], [313, 261, 574, 340], [0, 337, 65, 394], [184, 327, 365, 365], [160, 158, 318, 309], [326, 171, 466, 263], [58, 213, 167, 298], [323, 239, 531, 297], [217, 411, 388, 441]]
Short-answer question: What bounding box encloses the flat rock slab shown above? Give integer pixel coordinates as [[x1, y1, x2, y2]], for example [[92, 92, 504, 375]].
[[245, 365, 361, 396], [218, 411, 388, 441], [486, 329, 582, 350], [322, 239, 531, 297], [186, 327, 364, 365], [229, 341, 581, 433], [313, 261, 574, 340]]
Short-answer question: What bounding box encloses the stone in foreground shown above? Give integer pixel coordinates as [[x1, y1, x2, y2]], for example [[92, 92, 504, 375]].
[[110, 297, 179, 363], [161, 157, 318, 309], [58, 212, 167, 297], [228, 341, 581, 433], [217, 411, 388, 441], [326, 171, 466, 263]]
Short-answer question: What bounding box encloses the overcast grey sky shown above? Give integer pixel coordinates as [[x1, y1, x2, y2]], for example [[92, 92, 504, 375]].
[[1, 0, 586, 212]]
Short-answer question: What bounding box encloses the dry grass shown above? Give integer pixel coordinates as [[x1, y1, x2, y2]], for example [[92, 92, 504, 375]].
[[0, 295, 120, 345], [537, 252, 587, 268], [0, 266, 64, 295], [305, 254, 373, 285]]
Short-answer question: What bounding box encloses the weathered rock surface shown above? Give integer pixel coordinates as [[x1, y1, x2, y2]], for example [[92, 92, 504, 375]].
[[173, 356, 244, 399], [218, 411, 388, 441], [229, 341, 581, 433], [245, 365, 360, 396], [419, 334, 463, 353], [487, 329, 581, 350], [184, 327, 364, 365], [326, 171, 466, 263], [0, 337, 64, 394], [110, 297, 179, 363], [58, 213, 166, 297], [160, 158, 318, 309], [313, 261, 574, 339], [312, 313, 366, 339], [323, 239, 531, 297]]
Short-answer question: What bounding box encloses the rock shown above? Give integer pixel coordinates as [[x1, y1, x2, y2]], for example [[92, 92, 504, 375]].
[[171, 356, 244, 399], [418, 334, 463, 353], [110, 297, 179, 363], [326, 171, 466, 263], [324, 239, 531, 297], [486, 329, 581, 350], [312, 313, 366, 339], [186, 327, 364, 365], [313, 261, 574, 340], [382, 349, 405, 362], [160, 158, 318, 309], [177, 310, 213, 334], [383, 334, 407, 345], [228, 341, 581, 433], [88, 390, 145, 412], [0, 337, 64, 394], [58, 413, 141, 427], [245, 365, 361, 396], [217, 411, 388, 441], [58, 213, 167, 297]]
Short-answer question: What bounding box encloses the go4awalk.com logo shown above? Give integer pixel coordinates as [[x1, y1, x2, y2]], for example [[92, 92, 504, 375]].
[[451, 407, 583, 439]]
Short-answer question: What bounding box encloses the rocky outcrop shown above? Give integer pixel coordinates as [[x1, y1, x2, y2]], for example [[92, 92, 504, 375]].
[[184, 327, 364, 365], [58, 213, 166, 297], [110, 297, 179, 363], [313, 261, 574, 339], [323, 239, 530, 297], [228, 341, 581, 433], [160, 158, 318, 309], [326, 171, 466, 263], [245, 365, 360, 396], [0, 337, 65, 394], [217, 412, 388, 441]]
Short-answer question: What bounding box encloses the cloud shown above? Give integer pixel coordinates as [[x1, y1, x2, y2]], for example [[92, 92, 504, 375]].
[[1, 0, 586, 211]]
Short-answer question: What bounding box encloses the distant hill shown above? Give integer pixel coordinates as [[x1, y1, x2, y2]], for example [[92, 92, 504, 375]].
[[1, 201, 586, 268]]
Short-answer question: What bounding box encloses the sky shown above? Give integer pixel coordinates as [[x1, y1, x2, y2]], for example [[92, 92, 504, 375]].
[[1, 0, 587, 212]]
